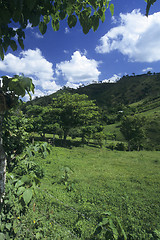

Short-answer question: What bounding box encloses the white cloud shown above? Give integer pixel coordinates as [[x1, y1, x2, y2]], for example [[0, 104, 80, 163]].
[[33, 32, 44, 39], [64, 50, 69, 54], [96, 10, 160, 62], [0, 48, 61, 98], [55, 51, 101, 86], [102, 74, 121, 83], [26, 22, 33, 29], [65, 27, 70, 34], [142, 67, 153, 72]]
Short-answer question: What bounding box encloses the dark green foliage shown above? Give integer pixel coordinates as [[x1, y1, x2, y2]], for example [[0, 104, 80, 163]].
[[120, 116, 146, 151], [2, 109, 29, 170], [25, 93, 101, 141], [0, 141, 51, 239], [25, 73, 160, 113], [0, 0, 114, 59]]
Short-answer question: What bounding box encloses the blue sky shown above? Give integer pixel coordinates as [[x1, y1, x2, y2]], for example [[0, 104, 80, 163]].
[[0, 0, 160, 100]]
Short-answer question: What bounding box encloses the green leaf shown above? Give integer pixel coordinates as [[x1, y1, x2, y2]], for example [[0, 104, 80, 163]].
[[107, 0, 111, 8], [43, 15, 50, 24], [26, 0, 36, 11], [13, 9, 21, 22], [15, 180, 24, 189], [39, 22, 47, 35], [5, 223, 12, 231], [67, 15, 77, 28], [18, 37, 24, 49], [0, 44, 4, 60], [23, 188, 33, 205], [51, 19, 60, 31], [110, 3, 114, 16], [8, 78, 25, 96], [59, 11, 66, 20], [0, 233, 5, 240], [30, 13, 40, 27], [17, 186, 26, 196], [146, 0, 157, 16], [2, 41, 9, 53], [92, 15, 99, 32], [10, 40, 17, 51]]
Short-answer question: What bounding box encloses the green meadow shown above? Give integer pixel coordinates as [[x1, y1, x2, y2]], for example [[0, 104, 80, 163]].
[[20, 146, 160, 239]]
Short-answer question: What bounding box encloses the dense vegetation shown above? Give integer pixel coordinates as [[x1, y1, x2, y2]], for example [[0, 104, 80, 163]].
[[24, 72, 160, 150], [0, 73, 160, 239]]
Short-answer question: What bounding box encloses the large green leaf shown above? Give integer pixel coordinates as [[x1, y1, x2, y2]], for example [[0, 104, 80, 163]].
[[39, 22, 47, 35], [15, 180, 24, 189], [17, 186, 26, 196], [10, 40, 17, 51], [0, 233, 5, 240], [67, 15, 77, 28], [7, 75, 34, 99], [23, 188, 33, 205], [92, 15, 99, 32], [0, 45, 4, 60], [109, 4, 114, 16]]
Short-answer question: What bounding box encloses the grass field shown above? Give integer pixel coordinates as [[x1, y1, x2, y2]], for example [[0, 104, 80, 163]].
[[30, 146, 160, 239]]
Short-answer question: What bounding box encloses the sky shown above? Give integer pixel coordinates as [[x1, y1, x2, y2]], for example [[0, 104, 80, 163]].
[[0, 0, 160, 100]]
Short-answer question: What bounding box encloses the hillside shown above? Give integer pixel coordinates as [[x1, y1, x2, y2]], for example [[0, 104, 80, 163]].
[[26, 73, 160, 111], [23, 72, 160, 150]]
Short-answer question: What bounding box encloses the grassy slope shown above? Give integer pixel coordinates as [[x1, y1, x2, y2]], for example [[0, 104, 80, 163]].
[[35, 146, 160, 239]]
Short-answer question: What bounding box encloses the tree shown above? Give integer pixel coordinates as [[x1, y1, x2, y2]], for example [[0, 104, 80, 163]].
[[120, 116, 146, 151], [45, 93, 101, 140], [0, 0, 115, 60], [0, 75, 34, 202]]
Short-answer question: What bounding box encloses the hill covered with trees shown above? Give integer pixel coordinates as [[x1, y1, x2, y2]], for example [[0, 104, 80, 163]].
[[25, 72, 160, 111], [22, 72, 160, 150]]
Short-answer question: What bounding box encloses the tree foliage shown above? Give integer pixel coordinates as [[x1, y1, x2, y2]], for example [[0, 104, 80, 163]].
[[50, 93, 101, 139], [0, 0, 155, 60], [0, 0, 114, 60], [25, 93, 101, 140], [120, 116, 146, 151], [0, 75, 34, 113]]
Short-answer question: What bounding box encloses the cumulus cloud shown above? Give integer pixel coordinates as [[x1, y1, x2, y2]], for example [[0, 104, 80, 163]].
[[96, 10, 160, 62], [102, 74, 121, 83], [55, 51, 101, 86], [0, 48, 61, 98]]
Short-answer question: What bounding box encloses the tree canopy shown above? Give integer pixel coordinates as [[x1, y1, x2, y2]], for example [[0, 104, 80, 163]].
[[25, 93, 101, 140], [120, 115, 146, 151], [0, 0, 156, 60], [0, 0, 115, 60]]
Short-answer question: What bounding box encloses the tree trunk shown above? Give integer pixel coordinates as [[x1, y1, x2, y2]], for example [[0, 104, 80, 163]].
[[0, 114, 6, 204], [0, 142, 6, 203]]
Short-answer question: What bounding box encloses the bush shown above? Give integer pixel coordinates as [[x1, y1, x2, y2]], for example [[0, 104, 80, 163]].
[[115, 142, 127, 151], [93, 131, 105, 148]]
